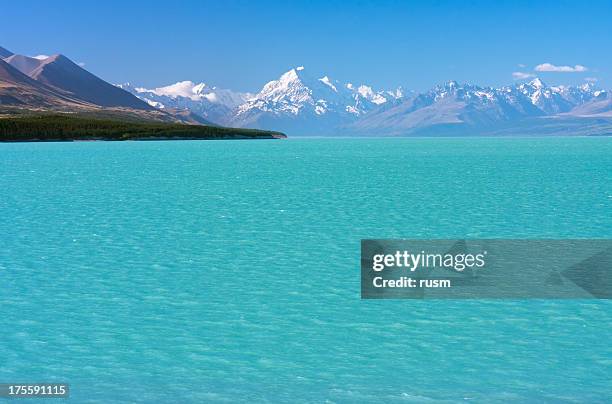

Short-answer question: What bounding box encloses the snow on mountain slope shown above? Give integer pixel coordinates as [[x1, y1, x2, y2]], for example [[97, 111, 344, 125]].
[[565, 90, 611, 117], [347, 78, 609, 136], [118, 67, 609, 136], [228, 66, 405, 135], [117, 81, 252, 124], [516, 78, 576, 114]]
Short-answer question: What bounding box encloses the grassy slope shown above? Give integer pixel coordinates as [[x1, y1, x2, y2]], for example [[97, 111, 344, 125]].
[[0, 114, 286, 141]]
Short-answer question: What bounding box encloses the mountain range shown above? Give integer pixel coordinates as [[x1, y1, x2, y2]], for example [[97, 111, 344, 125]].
[[121, 67, 612, 136], [116, 81, 251, 124], [1, 43, 610, 136]]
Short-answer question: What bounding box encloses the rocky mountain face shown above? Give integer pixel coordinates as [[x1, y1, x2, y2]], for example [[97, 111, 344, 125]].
[[3, 54, 45, 76], [22, 54, 154, 110], [0, 58, 92, 108], [1, 47, 154, 111], [0, 46, 184, 123]]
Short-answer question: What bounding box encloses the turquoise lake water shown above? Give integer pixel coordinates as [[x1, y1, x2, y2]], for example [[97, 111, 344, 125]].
[[1, 138, 611, 403]]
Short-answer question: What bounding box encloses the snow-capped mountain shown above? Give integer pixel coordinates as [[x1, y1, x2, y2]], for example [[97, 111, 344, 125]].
[[347, 78, 609, 136], [564, 88, 611, 117], [117, 81, 252, 123], [119, 67, 405, 133], [227, 66, 405, 134], [515, 78, 576, 114], [119, 70, 610, 136]]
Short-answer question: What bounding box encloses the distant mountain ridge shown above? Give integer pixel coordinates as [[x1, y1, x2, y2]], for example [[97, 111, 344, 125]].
[[348, 79, 610, 136], [122, 67, 611, 136], [116, 81, 251, 123]]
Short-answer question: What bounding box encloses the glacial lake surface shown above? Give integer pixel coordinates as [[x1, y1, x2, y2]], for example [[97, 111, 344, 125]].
[[1, 138, 611, 402]]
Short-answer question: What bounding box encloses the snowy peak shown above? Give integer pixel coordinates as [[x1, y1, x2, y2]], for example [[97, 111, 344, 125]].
[[356, 85, 387, 105], [121, 65, 407, 129], [118, 79, 253, 123], [267, 66, 312, 90], [446, 80, 459, 89], [514, 77, 578, 113], [528, 77, 546, 89], [130, 80, 250, 108], [276, 67, 300, 84], [350, 77, 610, 136], [147, 80, 204, 100], [319, 76, 338, 92], [116, 67, 607, 136], [235, 66, 407, 121], [256, 66, 318, 106]]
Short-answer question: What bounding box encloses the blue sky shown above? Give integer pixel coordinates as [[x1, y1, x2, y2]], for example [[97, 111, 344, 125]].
[[2, 0, 611, 92]]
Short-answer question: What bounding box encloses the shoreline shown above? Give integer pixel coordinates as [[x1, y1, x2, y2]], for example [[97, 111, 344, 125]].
[[0, 134, 286, 143], [0, 115, 287, 142]]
